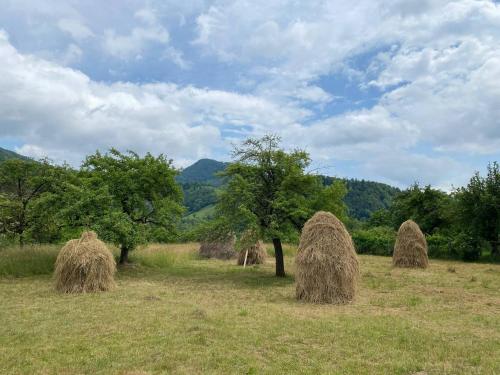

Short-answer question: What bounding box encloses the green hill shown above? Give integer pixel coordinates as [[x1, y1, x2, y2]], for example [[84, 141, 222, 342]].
[[179, 158, 400, 220], [177, 159, 228, 186], [321, 176, 400, 220], [0, 147, 27, 162]]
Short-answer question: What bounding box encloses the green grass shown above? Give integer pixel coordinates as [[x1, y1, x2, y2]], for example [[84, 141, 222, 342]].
[[0, 245, 59, 277], [1, 243, 499, 374]]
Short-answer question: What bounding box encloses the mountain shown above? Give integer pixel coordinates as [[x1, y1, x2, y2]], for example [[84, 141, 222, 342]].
[[179, 158, 400, 220], [321, 176, 400, 220], [0, 147, 27, 162], [177, 159, 228, 186]]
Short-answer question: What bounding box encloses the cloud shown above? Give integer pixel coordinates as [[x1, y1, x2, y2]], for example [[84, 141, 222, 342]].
[[1, 1, 500, 189], [0, 30, 300, 167], [57, 18, 94, 40], [103, 7, 170, 59], [162, 46, 191, 70]]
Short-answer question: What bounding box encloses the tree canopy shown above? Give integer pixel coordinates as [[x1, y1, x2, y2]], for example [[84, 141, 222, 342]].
[[65, 149, 184, 263], [217, 135, 347, 276]]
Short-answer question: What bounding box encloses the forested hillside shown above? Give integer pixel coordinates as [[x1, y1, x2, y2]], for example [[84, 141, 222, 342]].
[[0, 147, 26, 162], [176, 159, 225, 214], [0, 150, 398, 220], [179, 159, 400, 220], [321, 176, 400, 220], [176, 159, 227, 186]]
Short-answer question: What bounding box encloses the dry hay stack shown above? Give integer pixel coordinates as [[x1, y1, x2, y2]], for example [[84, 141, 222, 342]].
[[393, 220, 429, 268], [54, 231, 116, 293], [199, 235, 236, 260], [295, 211, 359, 304], [236, 230, 266, 266]]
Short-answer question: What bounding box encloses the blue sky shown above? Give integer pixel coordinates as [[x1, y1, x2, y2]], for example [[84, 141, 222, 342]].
[[0, 0, 499, 189]]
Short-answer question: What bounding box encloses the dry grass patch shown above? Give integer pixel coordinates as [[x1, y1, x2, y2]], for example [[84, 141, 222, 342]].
[[0, 243, 499, 375]]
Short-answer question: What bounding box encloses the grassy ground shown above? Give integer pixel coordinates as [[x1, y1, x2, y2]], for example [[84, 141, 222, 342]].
[[0, 243, 499, 375]]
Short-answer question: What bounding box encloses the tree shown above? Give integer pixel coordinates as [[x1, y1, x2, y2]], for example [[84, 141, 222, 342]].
[[67, 149, 184, 264], [0, 159, 60, 246], [217, 135, 346, 277], [390, 183, 453, 234], [457, 162, 500, 259]]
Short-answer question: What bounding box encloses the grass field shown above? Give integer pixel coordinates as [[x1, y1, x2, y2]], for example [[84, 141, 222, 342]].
[[0, 243, 499, 375]]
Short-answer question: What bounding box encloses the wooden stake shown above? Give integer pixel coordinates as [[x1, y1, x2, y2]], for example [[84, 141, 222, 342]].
[[243, 249, 249, 268]]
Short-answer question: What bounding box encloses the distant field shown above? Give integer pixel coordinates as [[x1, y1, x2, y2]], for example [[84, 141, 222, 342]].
[[0, 243, 499, 374]]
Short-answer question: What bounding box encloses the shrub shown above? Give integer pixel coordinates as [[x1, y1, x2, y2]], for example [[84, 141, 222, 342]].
[[426, 233, 452, 259], [351, 226, 395, 256], [451, 232, 482, 262]]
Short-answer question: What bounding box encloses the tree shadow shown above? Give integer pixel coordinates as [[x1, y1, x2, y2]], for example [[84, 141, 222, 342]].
[[118, 259, 295, 290]]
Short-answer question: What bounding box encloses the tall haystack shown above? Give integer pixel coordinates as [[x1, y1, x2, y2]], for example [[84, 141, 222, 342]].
[[199, 234, 236, 260], [54, 231, 116, 293], [236, 230, 266, 266], [393, 220, 429, 268], [295, 211, 359, 304]]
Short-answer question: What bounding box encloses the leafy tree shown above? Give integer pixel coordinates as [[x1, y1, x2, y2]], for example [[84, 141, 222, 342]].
[[64, 149, 184, 264], [366, 209, 392, 228], [390, 183, 453, 234], [217, 135, 346, 277], [456, 162, 500, 259], [182, 183, 218, 213], [0, 159, 62, 246]]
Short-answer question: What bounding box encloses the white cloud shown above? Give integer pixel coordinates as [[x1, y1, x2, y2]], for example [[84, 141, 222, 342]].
[[61, 43, 83, 65], [57, 18, 94, 40], [103, 7, 170, 59], [162, 46, 191, 70], [0, 30, 300, 166], [1, 1, 500, 189]]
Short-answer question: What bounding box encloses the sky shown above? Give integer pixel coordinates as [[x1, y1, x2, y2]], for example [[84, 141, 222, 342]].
[[0, 0, 499, 189]]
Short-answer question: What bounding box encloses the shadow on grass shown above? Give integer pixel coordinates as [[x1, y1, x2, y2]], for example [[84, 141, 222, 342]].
[[119, 257, 295, 290]]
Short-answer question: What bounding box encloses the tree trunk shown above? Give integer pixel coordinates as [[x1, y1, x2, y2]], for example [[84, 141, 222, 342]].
[[19, 234, 24, 248], [272, 237, 286, 277], [119, 245, 130, 265], [491, 240, 499, 259]]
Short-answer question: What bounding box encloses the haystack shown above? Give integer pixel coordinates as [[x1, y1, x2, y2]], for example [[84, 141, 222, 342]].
[[54, 231, 116, 293], [393, 220, 429, 268], [199, 234, 236, 260], [295, 211, 359, 304], [236, 230, 266, 266]]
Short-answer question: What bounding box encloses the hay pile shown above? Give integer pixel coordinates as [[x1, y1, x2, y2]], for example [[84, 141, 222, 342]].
[[236, 230, 266, 266], [295, 211, 359, 304], [393, 220, 429, 268], [54, 231, 116, 293], [199, 234, 236, 260]]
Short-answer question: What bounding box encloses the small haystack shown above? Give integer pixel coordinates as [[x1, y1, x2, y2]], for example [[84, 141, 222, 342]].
[[295, 211, 360, 304], [199, 234, 236, 260], [54, 231, 116, 293], [237, 230, 266, 266], [393, 220, 429, 268]]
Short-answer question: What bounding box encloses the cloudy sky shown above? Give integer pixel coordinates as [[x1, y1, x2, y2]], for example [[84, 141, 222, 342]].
[[0, 0, 499, 189]]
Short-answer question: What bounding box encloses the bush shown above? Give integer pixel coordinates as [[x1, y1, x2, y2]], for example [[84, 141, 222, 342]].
[[451, 232, 482, 262], [426, 233, 452, 259], [352, 226, 395, 256]]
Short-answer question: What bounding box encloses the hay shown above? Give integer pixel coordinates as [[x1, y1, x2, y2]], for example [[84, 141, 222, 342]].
[[393, 220, 429, 268], [199, 235, 236, 260], [54, 231, 116, 293], [236, 230, 266, 266], [295, 211, 360, 304]]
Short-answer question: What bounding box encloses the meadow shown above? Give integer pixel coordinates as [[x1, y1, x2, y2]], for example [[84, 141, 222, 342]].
[[0, 243, 499, 375]]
